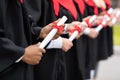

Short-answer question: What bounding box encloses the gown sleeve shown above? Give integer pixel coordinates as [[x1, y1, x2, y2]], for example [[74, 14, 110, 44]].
[[0, 0, 25, 73]]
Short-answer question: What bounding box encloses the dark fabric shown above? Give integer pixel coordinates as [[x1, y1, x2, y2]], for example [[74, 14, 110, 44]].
[[97, 26, 113, 61], [97, 3, 113, 61], [84, 1, 113, 79], [0, 0, 41, 80], [83, 1, 100, 79], [25, 0, 86, 80], [55, 0, 86, 80], [106, 27, 113, 57], [34, 49, 67, 80], [25, 0, 68, 80]]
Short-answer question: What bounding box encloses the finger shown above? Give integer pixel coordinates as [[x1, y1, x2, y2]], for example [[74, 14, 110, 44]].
[[53, 34, 59, 39], [37, 42, 41, 46], [37, 52, 43, 57], [36, 55, 42, 62], [39, 48, 46, 53]]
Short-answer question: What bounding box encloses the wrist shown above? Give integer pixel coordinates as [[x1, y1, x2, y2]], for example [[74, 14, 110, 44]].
[[47, 37, 63, 49]]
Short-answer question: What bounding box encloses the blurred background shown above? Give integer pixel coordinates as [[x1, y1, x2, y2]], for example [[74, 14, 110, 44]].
[[96, 0, 120, 80], [112, 0, 120, 45]]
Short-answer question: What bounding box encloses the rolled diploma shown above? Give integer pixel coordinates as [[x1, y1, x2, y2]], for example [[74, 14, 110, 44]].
[[83, 15, 97, 35], [95, 24, 104, 32], [69, 31, 79, 41], [89, 15, 97, 24], [68, 25, 81, 41], [112, 11, 120, 24], [112, 18, 117, 24], [39, 16, 67, 48], [95, 21, 106, 32], [95, 8, 113, 32], [107, 8, 114, 15], [69, 15, 97, 41]]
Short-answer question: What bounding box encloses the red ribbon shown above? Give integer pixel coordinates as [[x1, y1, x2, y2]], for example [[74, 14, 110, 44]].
[[69, 25, 81, 33], [52, 0, 78, 20], [97, 20, 106, 28], [84, 19, 93, 28], [53, 22, 63, 34]]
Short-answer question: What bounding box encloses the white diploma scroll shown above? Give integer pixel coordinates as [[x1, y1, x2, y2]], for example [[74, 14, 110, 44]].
[[95, 8, 114, 32], [68, 25, 81, 41], [39, 16, 67, 48], [68, 19, 88, 41], [89, 15, 97, 24], [83, 15, 97, 35], [112, 11, 120, 24], [95, 21, 106, 32]]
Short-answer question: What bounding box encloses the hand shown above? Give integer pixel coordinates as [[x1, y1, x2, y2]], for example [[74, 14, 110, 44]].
[[22, 43, 46, 65], [88, 28, 99, 38], [83, 16, 91, 21], [107, 9, 120, 27], [95, 16, 104, 24], [39, 19, 63, 39], [62, 38, 73, 52], [106, 19, 114, 27]]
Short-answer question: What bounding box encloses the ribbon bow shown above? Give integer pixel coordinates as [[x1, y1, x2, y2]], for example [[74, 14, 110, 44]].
[[97, 20, 106, 28], [84, 19, 93, 28], [53, 22, 63, 34], [69, 25, 82, 33]]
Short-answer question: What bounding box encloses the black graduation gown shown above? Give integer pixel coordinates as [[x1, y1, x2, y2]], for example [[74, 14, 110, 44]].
[[84, 5, 112, 78], [74, 1, 90, 79], [24, 0, 68, 80], [106, 26, 113, 57], [84, 2, 113, 78], [25, 0, 88, 80], [55, 1, 87, 80], [97, 5, 113, 61], [83, 2, 100, 78], [0, 0, 41, 80]]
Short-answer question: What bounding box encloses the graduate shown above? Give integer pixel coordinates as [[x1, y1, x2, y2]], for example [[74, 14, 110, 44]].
[[24, 0, 75, 80], [0, 0, 62, 80], [83, 0, 100, 79], [84, 0, 113, 79], [52, 0, 87, 80], [95, 0, 114, 79], [25, 0, 87, 80], [97, 0, 113, 61]]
